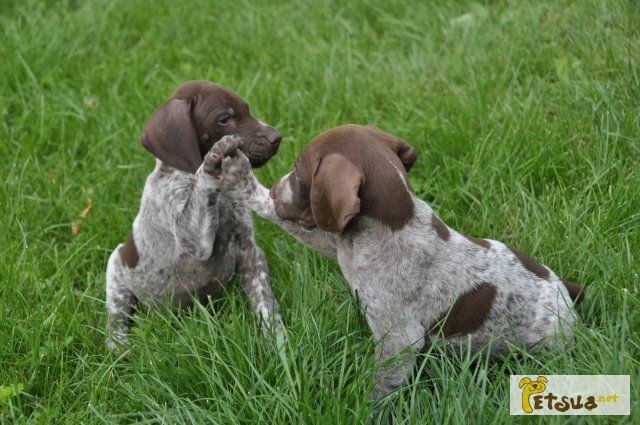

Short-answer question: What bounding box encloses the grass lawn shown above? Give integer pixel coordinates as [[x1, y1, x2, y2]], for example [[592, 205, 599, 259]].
[[1, 0, 639, 422]]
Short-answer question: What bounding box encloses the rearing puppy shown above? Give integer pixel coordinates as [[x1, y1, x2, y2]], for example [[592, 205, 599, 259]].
[[213, 124, 584, 398], [105, 81, 284, 353]]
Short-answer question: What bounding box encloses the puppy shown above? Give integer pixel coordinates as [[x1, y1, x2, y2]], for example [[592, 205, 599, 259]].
[[105, 81, 284, 353], [214, 124, 583, 398]]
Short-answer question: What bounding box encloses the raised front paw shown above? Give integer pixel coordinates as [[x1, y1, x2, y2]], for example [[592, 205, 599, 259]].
[[203, 135, 255, 196], [202, 135, 244, 177]]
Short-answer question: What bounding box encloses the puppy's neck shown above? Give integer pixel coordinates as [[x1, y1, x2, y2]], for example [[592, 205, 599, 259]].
[[342, 199, 442, 269]]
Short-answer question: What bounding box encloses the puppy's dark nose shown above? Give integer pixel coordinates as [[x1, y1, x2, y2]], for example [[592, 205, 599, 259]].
[[268, 129, 282, 146]]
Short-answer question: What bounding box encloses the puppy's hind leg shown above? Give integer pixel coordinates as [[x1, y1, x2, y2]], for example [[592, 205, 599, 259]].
[[105, 249, 137, 355]]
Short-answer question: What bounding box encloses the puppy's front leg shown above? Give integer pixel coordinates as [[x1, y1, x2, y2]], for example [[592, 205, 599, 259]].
[[247, 185, 337, 257], [205, 142, 285, 338], [211, 148, 337, 257], [234, 208, 284, 337], [165, 136, 244, 261]]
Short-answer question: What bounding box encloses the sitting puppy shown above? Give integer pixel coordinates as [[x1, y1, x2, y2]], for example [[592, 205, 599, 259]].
[[213, 124, 584, 398], [105, 81, 284, 353]]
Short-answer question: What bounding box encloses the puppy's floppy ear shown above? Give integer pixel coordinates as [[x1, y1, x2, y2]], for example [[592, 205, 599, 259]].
[[537, 376, 548, 383], [365, 125, 417, 171], [310, 153, 364, 232], [141, 98, 202, 174], [518, 377, 531, 388]]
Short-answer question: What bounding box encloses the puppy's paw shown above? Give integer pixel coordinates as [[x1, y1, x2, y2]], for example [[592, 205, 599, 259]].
[[106, 335, 130, 361], [208, 144, 256, 203], [274, 326, 288, 358], [263, 315, 287, 357], [219, 149, 253, 189], [202, 135, 244, 177]]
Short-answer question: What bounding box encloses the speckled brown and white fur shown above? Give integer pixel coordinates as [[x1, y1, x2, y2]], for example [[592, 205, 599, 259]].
[[106, 138, 285, 353], [215, 125, 583, 399], [105, 81, 286, 354]]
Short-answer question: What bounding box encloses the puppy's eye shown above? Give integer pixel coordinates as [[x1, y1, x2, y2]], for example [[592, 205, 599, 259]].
[[217, 114, 232, 125]]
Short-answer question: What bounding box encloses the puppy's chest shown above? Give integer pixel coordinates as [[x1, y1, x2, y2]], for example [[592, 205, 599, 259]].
[[173, 209, 240, 285]]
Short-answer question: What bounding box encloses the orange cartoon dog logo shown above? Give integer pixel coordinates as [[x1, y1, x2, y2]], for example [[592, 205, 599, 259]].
[[519, 376, 548, 413]]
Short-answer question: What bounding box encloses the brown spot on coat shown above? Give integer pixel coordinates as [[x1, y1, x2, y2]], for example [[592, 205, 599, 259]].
[[431, 214, 450, 241], [119, 232, 139, 268], [508, 246, 549, 279], [432, 282, 497, 337], [465, 235, 491, 249], [561, 279, 584, 305]]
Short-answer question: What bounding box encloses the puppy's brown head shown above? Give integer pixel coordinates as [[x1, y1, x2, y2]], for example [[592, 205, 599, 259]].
[[141, 80, 282, 173], [270, 124, 417, 232]]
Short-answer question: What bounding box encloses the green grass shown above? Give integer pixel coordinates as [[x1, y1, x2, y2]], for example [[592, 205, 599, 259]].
[[1, 0, 639, 422]]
